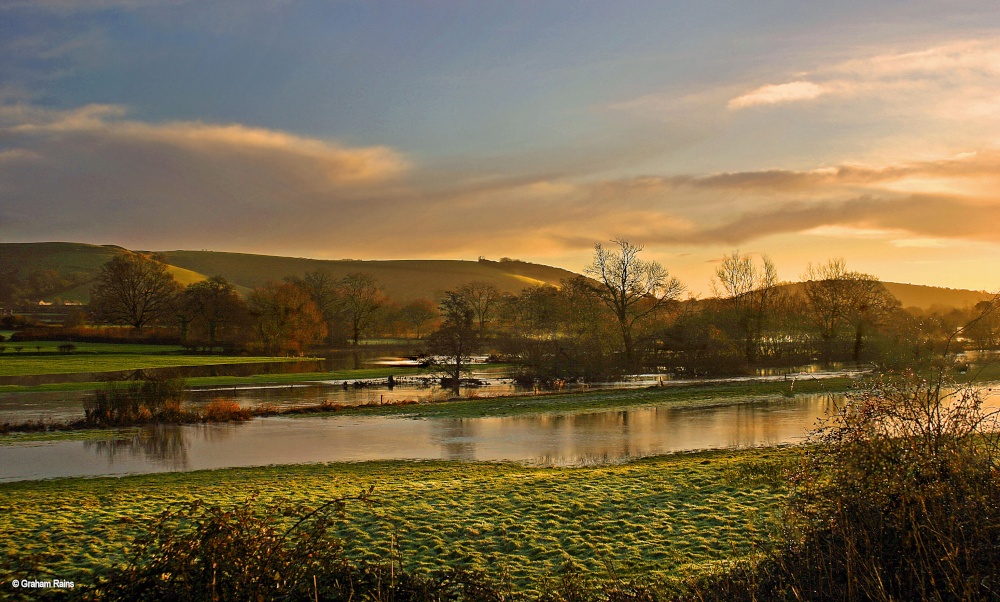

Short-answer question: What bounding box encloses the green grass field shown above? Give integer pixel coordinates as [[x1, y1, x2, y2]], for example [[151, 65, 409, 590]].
[[0, 448, 794, 592], [0, 353, 305, 377], [0, 340, 313, 378]]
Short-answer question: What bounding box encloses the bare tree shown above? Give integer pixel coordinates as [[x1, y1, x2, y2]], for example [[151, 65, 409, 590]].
[[457, 281, 501, 332], [90, 253, 182, 334], [585, 238, 684, 364], [712, 250, 780, 364], [180, 276, 248, 349], [339, 272, 385, 346], [802, 259, 899, 362], [399, 298, 438, 339], [846, 273, 900, 361], [426, 292, 480, 392]]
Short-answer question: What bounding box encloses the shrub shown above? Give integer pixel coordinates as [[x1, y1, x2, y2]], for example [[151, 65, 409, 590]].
[[200, 399, 252, 422], [84, 378, 188, 426], [684, 373, 1000, 601]]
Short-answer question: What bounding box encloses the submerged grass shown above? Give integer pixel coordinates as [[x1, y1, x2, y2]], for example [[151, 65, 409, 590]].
[[186, 366, 427, 387], [0, 450, 793, 593]]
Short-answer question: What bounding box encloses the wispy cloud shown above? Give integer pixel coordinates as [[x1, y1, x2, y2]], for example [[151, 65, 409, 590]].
[[727, 81, 829, 109], [727, 39, 1000, 113]]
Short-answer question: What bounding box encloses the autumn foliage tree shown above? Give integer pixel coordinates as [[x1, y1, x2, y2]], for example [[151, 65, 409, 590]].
[[247, 281, 326, 355]]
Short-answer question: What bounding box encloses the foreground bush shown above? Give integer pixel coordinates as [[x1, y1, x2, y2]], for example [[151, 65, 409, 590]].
[[685, 374, 1000, 601]]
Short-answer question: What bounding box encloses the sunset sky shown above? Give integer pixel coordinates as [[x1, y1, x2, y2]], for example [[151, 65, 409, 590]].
[[4, 1, 1000, 294]]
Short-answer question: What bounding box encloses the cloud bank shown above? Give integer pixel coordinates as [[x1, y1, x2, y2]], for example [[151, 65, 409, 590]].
[[3, 100, 1000, 262]]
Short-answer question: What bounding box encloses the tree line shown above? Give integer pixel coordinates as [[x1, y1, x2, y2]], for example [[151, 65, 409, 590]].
[[26, 243, 998, 378]]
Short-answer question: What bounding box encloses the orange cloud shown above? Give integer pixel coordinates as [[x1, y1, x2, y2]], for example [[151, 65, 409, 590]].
[[4, 101, 1000, 261]]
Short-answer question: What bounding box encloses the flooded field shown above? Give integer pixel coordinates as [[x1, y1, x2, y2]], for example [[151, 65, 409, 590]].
[[0, 392, 860, 481]]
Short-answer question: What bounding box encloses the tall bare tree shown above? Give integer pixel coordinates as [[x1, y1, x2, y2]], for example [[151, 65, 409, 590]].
[[458, 281, 501, 332], [339, 272, 385, 346], [399, 298, 438, 339], [586, 238, 684, 364], [712, 250, 780, 364], [90, 253, 182, 334], [180, 276, 248, 349], [802, 259, 899, 362]]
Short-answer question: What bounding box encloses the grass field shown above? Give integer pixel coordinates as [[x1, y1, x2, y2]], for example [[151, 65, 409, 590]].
[[0, 366, 431, 394], [0, 448, 794, 593], [0, 340, 312, 378], [0, 354, 306, 377]]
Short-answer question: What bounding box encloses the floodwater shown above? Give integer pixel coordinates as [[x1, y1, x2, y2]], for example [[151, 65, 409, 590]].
[[0, 363, 860, 424], [5, 356, 989, 482], [1, 393, 852, 481], [3, 386, 998, 482]]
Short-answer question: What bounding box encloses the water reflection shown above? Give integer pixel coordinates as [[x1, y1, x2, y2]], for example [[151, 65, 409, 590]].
[[85, 425, 191, 470], [3, 390, 993, 482]]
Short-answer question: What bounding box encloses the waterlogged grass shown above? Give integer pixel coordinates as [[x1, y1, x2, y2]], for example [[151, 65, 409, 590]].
[[187, 366, 427, 387], [0, 366, 425, 394], [323, 377, 858, 420], [0, 381, 108, 394], [0, 449, 796, 592]]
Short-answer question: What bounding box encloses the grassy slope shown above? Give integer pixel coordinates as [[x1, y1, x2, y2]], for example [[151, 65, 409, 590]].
[[2, 243, 581, 303], [0, 449, 793, 590], [161, 251, 579, 302]]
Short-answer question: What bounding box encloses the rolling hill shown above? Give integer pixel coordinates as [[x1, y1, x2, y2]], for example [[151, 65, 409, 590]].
[[0, 242, 581, 303], [1, 242, 993, 310], [779, 281, 993, 313]]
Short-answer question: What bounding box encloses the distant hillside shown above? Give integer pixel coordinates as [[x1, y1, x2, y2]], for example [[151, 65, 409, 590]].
[[3, 242, 992, 310], [781, 281, 993, 311], [159, 250, 581, 302], [0, 242, 581, 303]]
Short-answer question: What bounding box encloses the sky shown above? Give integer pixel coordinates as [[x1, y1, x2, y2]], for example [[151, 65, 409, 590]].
[[4, 1, 1000, 295]]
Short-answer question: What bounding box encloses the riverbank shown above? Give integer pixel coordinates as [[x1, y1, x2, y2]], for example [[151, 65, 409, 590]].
[[0, 447, 794, 594]]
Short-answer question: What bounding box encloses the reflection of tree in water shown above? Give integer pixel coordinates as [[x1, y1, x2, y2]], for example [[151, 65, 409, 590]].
[[431, 419, 478, 460], [85, 425, 191, 469]]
